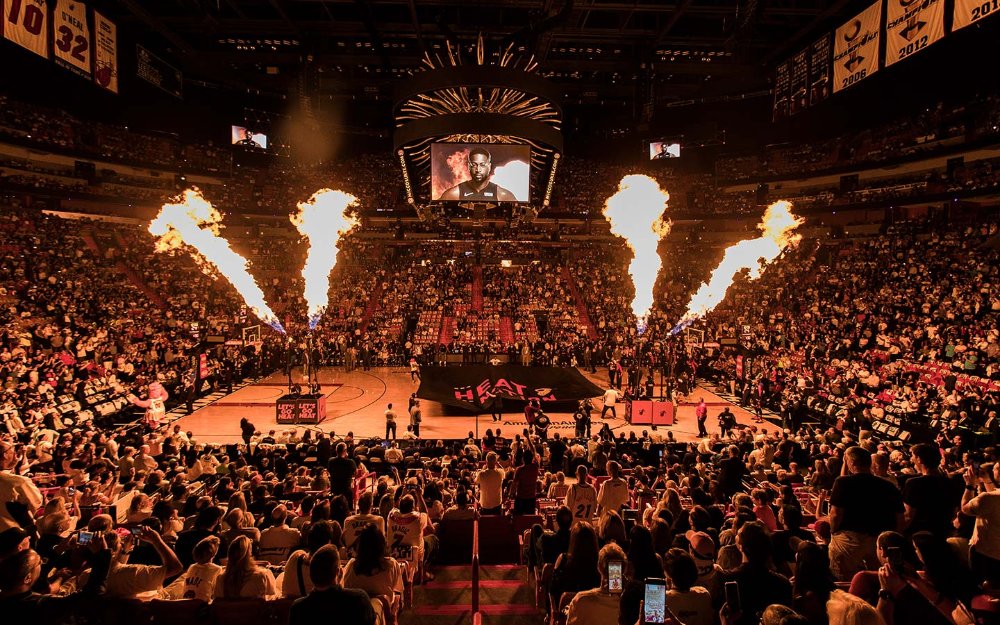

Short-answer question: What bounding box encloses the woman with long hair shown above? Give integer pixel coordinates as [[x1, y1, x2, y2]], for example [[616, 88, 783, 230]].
[[619, 526, 664, 625], [214, 535, 277, 599], [343, 525, 404, 613], [550, 522, 601, 613]]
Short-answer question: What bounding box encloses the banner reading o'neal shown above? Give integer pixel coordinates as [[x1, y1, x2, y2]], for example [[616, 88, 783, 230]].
[[833, 0, 882, 93], [954, 0, 1000, 31], [886, 0, 945, 66]]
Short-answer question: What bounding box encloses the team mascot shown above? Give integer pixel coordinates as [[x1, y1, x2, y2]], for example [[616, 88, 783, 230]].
[[127, 380, 169, 429]]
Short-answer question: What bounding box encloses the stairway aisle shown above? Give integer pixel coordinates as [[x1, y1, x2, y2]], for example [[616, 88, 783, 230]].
[[472, 265, 484, 313], [560, 266, 598, 339], [399, 565, 540, 625], [499, 317, 514, 343], [439, 316, 455, 344]]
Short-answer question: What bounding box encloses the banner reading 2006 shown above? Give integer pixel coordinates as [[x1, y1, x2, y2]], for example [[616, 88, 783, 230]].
[[833, 0, 882, 93], [886, 0, 945, 66]]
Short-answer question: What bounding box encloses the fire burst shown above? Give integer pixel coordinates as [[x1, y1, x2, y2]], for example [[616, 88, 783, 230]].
[[671, 200, 803, 334], [149, 189, 285, 333], [290, 189, 360, 330], [602, 175, 672, 333]]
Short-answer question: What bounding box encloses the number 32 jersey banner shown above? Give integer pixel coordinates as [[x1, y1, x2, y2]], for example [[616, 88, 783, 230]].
[[3, 0, 49, 58], [886, 0, 945, 66], [53, 0, 90, 77], [833, 0, 882, 93]]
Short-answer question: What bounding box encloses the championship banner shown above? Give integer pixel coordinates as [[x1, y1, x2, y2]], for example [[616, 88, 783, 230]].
[[809, 34, 832, 106], [885, 0, 944, 66], [772, 61, 790, 121], [789, 49, 809, 115], [953, 0, 999, 31], [833, 0, 882, 93], [416, 365, 605, 411], [92, 10, 117, 92], [2, 0, 49, 58], [53, 0, 90, 77]]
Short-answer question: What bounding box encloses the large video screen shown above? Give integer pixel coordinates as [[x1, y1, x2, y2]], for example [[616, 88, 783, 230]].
[[649, 142, 680, 160], [231, 125, 268, 150], [430, 143, 530, 202]]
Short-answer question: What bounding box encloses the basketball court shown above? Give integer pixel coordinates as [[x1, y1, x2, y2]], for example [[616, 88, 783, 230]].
[[167, 366, 766, 444]]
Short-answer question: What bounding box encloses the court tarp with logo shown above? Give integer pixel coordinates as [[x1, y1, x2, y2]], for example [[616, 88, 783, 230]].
[[416, 365, 605, 411]]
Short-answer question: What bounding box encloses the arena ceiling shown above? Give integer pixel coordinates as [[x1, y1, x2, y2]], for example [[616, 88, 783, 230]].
[[112, 0, 859, 112]]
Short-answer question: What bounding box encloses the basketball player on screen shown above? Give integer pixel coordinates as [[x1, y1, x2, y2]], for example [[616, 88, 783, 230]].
[[439, 148, 517, 201]]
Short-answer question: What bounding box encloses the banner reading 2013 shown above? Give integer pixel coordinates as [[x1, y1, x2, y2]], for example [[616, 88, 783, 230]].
[[53, 0, 91, 77], [833, 1, 882, 93], [3, 0, 49, 58], [886, 0, 945, 66], [953, 0, 1000, 31]]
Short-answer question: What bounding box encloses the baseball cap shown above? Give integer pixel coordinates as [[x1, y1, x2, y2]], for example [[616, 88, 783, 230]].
[[686, 531, 716, 574]]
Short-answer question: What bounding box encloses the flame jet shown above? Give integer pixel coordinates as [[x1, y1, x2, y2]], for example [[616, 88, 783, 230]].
[[671, 200, 803, 334], [290, 189, 360, 330], [602, 175, 672, 333], [149, 189, 285, 333]]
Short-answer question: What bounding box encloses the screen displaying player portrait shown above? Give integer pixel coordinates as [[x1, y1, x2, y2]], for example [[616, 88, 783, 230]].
[[649, 142, 680, 160], [430, 143, 530, 202], [231, 126, 268, 150]]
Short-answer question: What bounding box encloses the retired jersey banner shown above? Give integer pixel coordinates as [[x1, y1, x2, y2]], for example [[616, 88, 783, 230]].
[[953, 0, 1000, 31], [833, 1, 882, 93], [3, 0, 49, 58], [885, 0, 945, 66], [809, 34, 832, 106], [53, 0, 90, 77], [772, 61, 790, 121], [789, 49, 809, 115], [93, 9, 117, 92]]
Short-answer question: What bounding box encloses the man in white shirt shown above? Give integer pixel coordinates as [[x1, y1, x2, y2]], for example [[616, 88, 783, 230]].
[[565, 465, 597, 524], [597, 461, 630, 517], [565, 542, 626, 625], [387, 493, 435, 566], [385, 403, 397, 440], [0, 440, 42, 532], [342, 492, 386, 557], [600, 388, 619, 420], [385, 441, 404, 465], [259, 505, 302, 564], [475, 452, 505, 515], [963, 463, 1000, 585]]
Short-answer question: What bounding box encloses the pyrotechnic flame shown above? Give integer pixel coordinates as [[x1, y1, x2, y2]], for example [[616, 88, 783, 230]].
[[602, 175, 672, 333], [671, 200, 803, 334], [290, 189, 360, 330], [149, 189, 285, 333]]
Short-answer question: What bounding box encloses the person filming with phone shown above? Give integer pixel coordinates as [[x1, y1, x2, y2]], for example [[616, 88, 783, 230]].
[[562, 542, 628, 625]]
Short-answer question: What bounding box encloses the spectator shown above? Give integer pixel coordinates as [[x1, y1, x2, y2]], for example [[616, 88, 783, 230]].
[[828, 447, 904, 581], [663, 548, 713, 625], [288, 545, 376, 625], [902, 443, 962, 538], [214, 535, 277, 599], [564, 542, 627, 625], [720, 522, 792, 625]]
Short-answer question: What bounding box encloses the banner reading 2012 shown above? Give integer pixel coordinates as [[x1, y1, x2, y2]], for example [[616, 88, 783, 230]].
[[886, 0, 945, 66], [953, 0, 1000, 31], [53, 0, 91, 77], [833, 1, 882, 93]]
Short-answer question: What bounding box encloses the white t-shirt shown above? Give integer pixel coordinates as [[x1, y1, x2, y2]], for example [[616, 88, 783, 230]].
[[597, 478, 630, 515], [565, 483, 597, 522], [385, 409, 397, 424], [602, 390, 618, 406], [214, 567, 277, 599], [566, 588, 621, 625], [178, 562, 223, 601], [0, 471, 43, 532], [665, 587, 713, 625], [967, 490, 1000, 560], [387, 510, 428, 557], [342, 513, 386, 556], [475, 467, 505, 509], [343, 557, 405, 599], [258, 525, 302, 564]]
